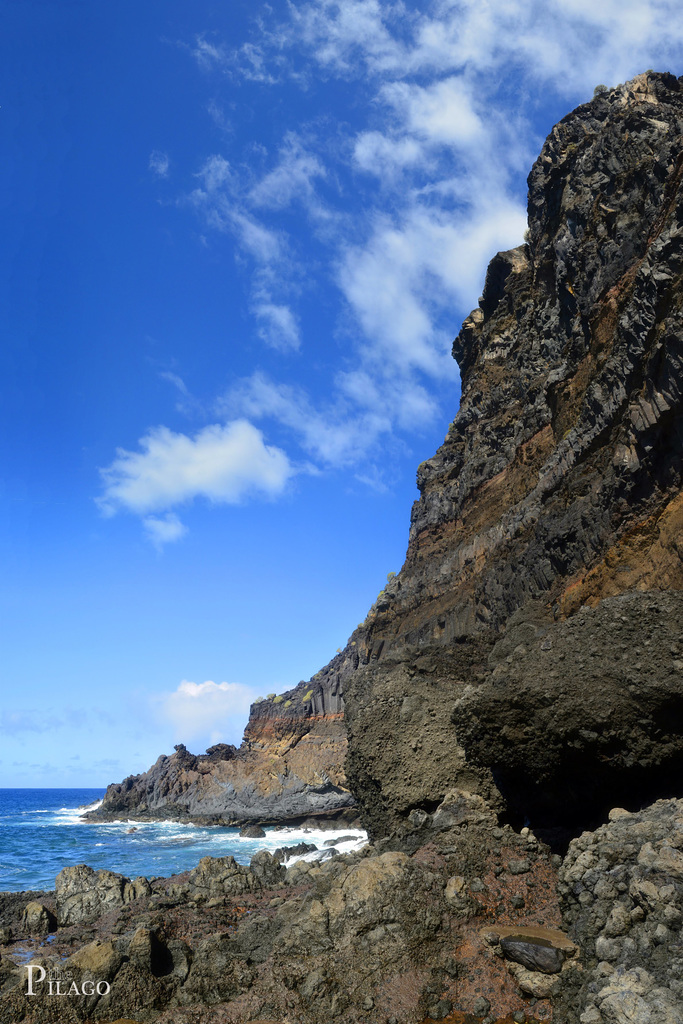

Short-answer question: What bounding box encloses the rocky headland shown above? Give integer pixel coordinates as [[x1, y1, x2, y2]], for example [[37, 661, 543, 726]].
[[3, 71, 683, 1023], [86, 687, 354, 827]]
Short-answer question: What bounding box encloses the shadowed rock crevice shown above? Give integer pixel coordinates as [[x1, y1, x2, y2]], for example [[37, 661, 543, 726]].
[[450, 591, 683, 851]]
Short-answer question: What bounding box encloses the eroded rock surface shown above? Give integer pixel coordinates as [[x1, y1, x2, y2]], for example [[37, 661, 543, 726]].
[[56, 865, 152, 926], [555, 798, 683, 1022]]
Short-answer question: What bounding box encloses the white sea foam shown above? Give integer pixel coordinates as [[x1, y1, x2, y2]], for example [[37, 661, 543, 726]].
[[251, 826, 368, 865], [78, 798, 103, 813], [52, 806, 95, 826]]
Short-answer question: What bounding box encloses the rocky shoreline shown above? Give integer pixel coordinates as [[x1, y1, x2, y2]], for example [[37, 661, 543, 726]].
[[2, 797, 683, 1022], [85, 803, 361, 832]]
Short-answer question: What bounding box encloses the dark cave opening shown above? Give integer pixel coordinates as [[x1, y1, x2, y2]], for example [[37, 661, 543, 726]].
[[492, 756, 683, 854]]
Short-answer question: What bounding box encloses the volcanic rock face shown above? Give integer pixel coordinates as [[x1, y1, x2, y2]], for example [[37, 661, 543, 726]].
[[336, 70, 683, 841]]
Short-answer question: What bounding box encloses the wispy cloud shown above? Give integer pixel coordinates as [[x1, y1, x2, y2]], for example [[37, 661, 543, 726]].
[[109, 0, 683, 546], [248, 133, 327, 211], [175, 1, 542, 485], [159, 679, 260, 745], [227, 372, 389, 467], [283, 0, 683, 87], [149, 149, 170, 178], [159, 370, 190, 396], [98, 421, 295, 538], [191, 35, 228, 72], [143, 512, 188, 549], [254, 301, 301, 352]]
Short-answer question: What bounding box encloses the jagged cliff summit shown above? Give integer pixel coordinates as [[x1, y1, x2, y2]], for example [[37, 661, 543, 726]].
[[90, 71, 683, 846]]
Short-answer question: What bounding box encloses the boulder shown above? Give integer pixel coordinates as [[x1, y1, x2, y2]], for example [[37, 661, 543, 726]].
[[56, 864, 150, 925], [239, 824, 266, 838], [21, 902, 56, 936], [66, 939, 123, 981], [186, 852, 285, 900], [500, 935, 565, 974]]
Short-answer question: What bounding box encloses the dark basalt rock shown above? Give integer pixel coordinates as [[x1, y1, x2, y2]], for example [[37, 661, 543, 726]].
[[272, 841, 318, 862], [239, 824, 266, 838], [500, 935, 565, 974]]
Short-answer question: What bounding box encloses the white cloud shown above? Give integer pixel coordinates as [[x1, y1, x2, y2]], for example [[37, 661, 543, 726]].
[[353, 131, 425, 177], [338, 198, 526, 376], [191, 35, 227, 72], [285, 0, 683, 91], [228, 372, 392, 466], [254, 301, 301, 351], [192, 32, 281, 84], [143, 513, 188, 549], [196, 153, 233, 193], [149, 150, 170, 178], [380, 77, 484, 148], [98, 420, 294, 517], [165, 0, 683, 503], [248, 134, 327, 210], [159, 371, 189, 396], [288, 0, 409, 74], [226, 365, 441, 468], [160, 680, 260, 745]]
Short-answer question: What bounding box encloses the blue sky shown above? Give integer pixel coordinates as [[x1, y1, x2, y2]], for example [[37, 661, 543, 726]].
[[2, 0, 682, 787]]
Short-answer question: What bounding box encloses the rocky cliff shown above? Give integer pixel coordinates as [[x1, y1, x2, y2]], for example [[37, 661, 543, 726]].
[[92, 72, 683, 847], [5, 70, 683, 1024], [339, 69, 683, 844], [88, 675, 354, 826]]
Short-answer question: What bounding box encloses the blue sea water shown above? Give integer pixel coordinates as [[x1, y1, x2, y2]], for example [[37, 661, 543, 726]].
[[0, 789, 366, 893]]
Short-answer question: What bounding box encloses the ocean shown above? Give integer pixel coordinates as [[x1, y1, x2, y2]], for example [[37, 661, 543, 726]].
[[0, 789, 367, 893]]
